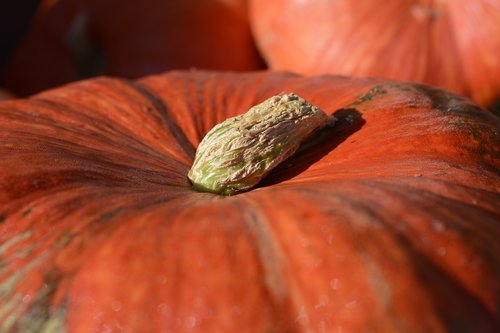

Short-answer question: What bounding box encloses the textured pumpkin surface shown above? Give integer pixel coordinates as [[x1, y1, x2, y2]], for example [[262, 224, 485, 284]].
[[1, 0, 263, 96], [0, 71, 499, 332], [250, 0, 500, 110]]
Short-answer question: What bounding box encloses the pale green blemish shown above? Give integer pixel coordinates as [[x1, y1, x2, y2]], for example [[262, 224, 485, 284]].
[[0, 230, 60, 333], [188, 93, 332, 195], [0, 231, 32, 255]]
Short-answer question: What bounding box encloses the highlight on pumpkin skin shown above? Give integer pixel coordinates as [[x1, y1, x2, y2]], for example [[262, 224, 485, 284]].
[[188, 93, 333, 195], [249, 0, 500, 110]]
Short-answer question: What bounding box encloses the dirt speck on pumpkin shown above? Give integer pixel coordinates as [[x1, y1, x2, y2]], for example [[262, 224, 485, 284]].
[[22, 208, 32, 217], [157, 303, 170, 315], [186, 316, 198, 328], [345, 300, 358, 309], [330, 278, 340, 290], [295, 306, 309, 324], [22, 294, 32, 303], [350, 86, 388, 106], [431, 220, 445, 234], [94, 207, 124, 223], [111, 301, 122, 312]]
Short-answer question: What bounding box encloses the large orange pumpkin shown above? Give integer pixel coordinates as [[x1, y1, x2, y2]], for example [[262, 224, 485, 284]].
[[0, 71, 499, 332], [250, 0, 500, 110], [1, 0, 263, 96]]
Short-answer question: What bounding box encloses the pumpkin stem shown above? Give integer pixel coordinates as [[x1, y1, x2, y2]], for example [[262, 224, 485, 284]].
[[188, 93, 333, 195]]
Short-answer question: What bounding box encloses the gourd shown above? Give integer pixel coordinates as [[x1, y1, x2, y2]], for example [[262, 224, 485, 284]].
[[0, 88, 13, 101], [250, 0, 500, 110], [0, 71, 498, 332], [1, 0, 262, 96]]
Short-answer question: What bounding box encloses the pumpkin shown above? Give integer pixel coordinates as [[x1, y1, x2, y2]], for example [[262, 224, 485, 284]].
[[0, 88, 14, 101], [0, 71, 499, 332], [249, 0, 500, 110], [1, 0, 263, 96]]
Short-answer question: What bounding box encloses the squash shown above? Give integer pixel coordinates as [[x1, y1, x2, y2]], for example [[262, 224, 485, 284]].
[[1, 0, 263, 96], [0, 71, 499, 332], [249, 0, 500, 110], [0, 89, 14, 101]]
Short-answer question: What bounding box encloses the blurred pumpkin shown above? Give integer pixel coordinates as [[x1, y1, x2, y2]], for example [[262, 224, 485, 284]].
[[0, 88, 14, 101], [0, 70, 499, 332], [1, 0, 263, 96], [250, 0, 500, 110]]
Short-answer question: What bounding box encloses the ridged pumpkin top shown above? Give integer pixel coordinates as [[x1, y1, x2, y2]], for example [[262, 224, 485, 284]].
[[0, 71, 499, 332]]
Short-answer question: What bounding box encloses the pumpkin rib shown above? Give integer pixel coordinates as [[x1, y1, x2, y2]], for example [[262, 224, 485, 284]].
[[253, 184, 499, 330], [245, 188, 449, 332], [0, 78, 194, 205], [302, 179, 499, 309], [274, 175, 500, 221], [241, 194, 347, 332], [236, 198, 301, 332], [123, 79, 196, 160], [34, 77, 195, 166], [61, 196, 298, 333], [1, 104, 163, 172], [1, 193, 201, 332], [371, 209, 499, 332], [375, 176, 500, 217]]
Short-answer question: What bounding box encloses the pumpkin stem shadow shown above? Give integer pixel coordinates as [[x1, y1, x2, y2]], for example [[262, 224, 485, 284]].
[[258, 108, 364, 187]]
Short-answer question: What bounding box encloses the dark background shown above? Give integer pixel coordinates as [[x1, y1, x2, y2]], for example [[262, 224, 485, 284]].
[[0, 0, 40, 77]]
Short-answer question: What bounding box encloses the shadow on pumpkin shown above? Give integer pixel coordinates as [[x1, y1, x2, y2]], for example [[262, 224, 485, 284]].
[[258, 108, 364, 188]]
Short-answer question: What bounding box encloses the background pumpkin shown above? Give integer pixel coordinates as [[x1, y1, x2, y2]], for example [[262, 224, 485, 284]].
[[0, 88, 14, 101], [249, 0, 500, 111], [0, 71, 499, 332], [1, 0, 263, 96]]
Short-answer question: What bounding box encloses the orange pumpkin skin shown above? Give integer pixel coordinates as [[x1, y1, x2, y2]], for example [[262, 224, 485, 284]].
[[0, 71, 499, 332], [1, 0, 263, 96], [250, 0, 500, 110]]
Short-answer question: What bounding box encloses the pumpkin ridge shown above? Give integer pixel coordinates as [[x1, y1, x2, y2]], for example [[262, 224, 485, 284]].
[[379, 176, 500, 216], [123, 79, 196, 160], [34, 77, 195, 165], [377, 218, 500, 332], [237, 200, 288, 300], [246, 188, 417, 331], [238, 197, 316, 332], [332, 178, 500, 294], [286, 182, 499, 326], [0, 192, 200, 331], [372, 210, 499, 332], [239, 208, 293, 330]]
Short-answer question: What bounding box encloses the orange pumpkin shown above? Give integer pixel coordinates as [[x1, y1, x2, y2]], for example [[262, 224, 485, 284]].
[[250, 0, 500, 110], [0, 88, 14, 101], [1, 0, 263, 96], [0, 71, 499, 332]]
